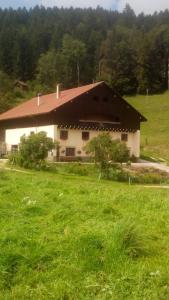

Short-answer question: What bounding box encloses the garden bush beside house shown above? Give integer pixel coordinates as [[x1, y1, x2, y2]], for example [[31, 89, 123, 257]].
[[84, 133, 130, 179], [9, 131, 55, 169]]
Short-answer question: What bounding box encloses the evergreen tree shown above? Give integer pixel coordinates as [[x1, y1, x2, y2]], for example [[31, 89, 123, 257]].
[[100, 27, 138, 94], [0, 5, 169, 111]]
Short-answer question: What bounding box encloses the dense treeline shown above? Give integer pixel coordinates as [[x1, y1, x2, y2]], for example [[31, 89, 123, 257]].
[[0, 5, 169, 111]]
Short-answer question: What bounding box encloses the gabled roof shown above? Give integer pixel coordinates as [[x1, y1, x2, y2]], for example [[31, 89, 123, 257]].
[[0, 82, 103, 121], [0, 81, 146, 122]]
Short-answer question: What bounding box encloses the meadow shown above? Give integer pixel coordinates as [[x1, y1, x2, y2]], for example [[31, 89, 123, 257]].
[[127, 91, 169, 162], [0, 168, 169, 299]]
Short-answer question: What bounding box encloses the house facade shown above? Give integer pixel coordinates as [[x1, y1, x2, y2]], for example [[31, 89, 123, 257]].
[[0, 82, 146, 160]]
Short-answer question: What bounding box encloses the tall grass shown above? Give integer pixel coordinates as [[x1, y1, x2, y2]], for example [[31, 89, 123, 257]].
[[111, 219, 150, 258], [0, 169, 169, 299]]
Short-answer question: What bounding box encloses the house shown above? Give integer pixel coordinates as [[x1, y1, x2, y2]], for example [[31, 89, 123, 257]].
[[0, 81, 146, 160], [14, 80, 29, 90]]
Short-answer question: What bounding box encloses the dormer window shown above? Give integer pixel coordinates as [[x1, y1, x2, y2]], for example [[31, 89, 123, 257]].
[[60, 130, 68, 140]]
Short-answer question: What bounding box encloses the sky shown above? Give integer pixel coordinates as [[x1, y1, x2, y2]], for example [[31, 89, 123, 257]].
[[0, 0, 169, 15]]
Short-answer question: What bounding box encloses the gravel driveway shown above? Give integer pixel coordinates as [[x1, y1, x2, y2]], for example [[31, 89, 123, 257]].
[[131, 162, 169, 174]]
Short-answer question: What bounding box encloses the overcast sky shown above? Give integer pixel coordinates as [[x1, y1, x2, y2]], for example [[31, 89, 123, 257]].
[[0, 0, 169, 15]]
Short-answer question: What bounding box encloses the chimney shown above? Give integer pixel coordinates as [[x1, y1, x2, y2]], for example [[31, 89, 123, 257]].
[[56, 84, 60, 100], [37, 93, 41, 106]]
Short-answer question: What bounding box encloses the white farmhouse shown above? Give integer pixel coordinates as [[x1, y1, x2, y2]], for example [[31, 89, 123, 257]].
[[0, 81, 146, 160]]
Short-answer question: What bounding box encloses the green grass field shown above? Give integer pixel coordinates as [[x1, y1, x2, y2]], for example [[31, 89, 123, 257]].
[[1, 168, 169, 299], [127, 91, 169, 162]]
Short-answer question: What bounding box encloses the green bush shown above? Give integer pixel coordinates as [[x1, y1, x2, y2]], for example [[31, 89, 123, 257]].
[[8, 152, 22, 166], [109, 166, 129, 182], [9, 132, 55, 170], [131, 173, 168, 184], [64, 163, 90, 176], [125, 167, 169, 184], [85, 133, 130, 179]]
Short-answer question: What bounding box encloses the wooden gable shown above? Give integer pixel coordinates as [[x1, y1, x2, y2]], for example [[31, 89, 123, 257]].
[[51, 82, 146, 131], [0, 82, 146, 131]]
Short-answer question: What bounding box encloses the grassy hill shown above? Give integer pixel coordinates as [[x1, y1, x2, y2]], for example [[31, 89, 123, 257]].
[[127, 91, 169, 162], [1, 168, 169, 299]]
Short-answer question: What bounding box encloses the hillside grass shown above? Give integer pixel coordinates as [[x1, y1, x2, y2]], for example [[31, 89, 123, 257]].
[[127, 91, 169, 162], [0, 169, 169, 299]]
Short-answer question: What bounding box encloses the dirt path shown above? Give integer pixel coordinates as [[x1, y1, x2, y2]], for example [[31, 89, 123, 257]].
[[0, 159, 32, 174], [1, 167, 32, 174], [143, 185, 169, 189]]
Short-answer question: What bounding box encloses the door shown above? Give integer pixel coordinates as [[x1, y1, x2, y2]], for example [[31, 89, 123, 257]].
[[66, 147, 75, 157]]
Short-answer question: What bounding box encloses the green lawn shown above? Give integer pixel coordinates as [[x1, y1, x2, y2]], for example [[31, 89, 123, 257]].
[[1, 169, 169, 299], [127, 91, 169, 162]]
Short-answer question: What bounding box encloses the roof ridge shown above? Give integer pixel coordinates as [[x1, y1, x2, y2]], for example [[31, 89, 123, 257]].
[[0, 81, 104, 121]]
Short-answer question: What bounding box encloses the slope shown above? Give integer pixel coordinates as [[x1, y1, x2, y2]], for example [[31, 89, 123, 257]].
[[127, 91, 169, 162]]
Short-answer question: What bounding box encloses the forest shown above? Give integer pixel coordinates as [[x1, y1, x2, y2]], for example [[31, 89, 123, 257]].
[[0, 4, 169, 112]]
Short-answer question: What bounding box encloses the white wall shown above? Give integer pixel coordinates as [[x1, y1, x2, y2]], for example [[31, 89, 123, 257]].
[[5, 126, 140, 158], [58, 129, 140, 158], [5, 125, 56, 152], [128, 130, 140, 157]]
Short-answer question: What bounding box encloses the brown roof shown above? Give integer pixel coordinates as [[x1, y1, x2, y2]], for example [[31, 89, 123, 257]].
[[0, 82, 103, 121]]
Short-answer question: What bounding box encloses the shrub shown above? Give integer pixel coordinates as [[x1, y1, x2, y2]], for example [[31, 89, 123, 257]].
[[64, 163, 90, 176], [127, 167, 169, 184], [8, 152, 22, 166], [109, 166, 129, 182], [10, 131, 55, 169], [85, 133, 130, 179]]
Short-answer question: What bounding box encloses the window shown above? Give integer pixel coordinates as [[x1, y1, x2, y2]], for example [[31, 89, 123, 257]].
[[103, 97, 108, 103], [93, 95, 99, 102], [82, 131, 90, 141], [66, 147, 75, 157], [121, 133, 128, 142], [60, 130, 68, 140], [115, 117, 120, 123], [11, 145, 18, 152]]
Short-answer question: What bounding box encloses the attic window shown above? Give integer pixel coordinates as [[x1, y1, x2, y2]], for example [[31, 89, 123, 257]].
[[93, 95, 99, 102], [103, 97, 108, 103], [121, 133, 128, 142], [60, 130, 68, 140], [115, 117, 120, 122]]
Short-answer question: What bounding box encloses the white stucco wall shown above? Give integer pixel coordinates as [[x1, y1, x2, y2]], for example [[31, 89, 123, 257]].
[[5, 125, 56, 152], [128, 130, 140, 158], [5, 125, 140, 158], [58, 129, 140, 158]]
